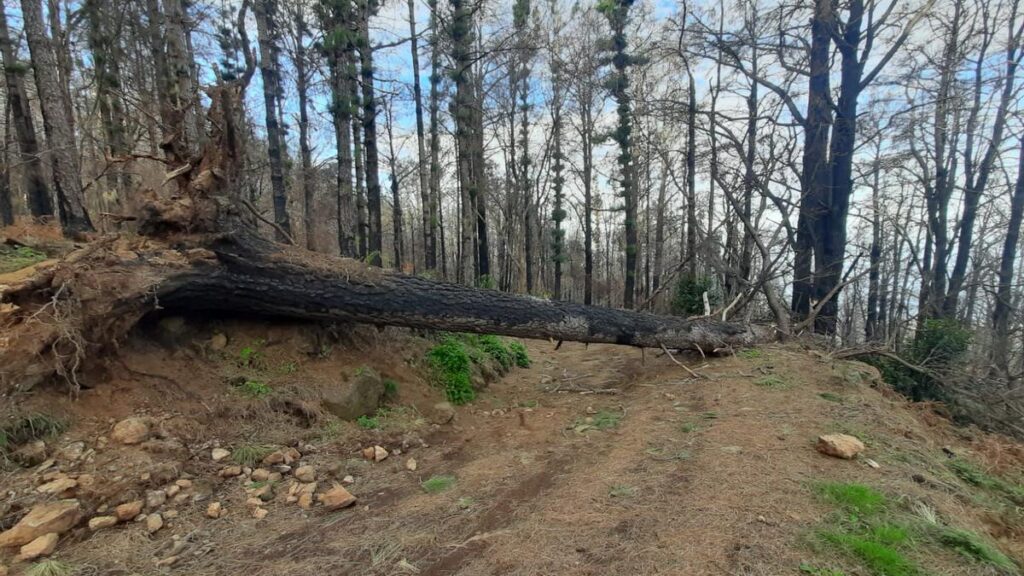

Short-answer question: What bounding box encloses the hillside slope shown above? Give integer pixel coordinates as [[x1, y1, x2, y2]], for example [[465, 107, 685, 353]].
[[1, 320, 1022, 575]]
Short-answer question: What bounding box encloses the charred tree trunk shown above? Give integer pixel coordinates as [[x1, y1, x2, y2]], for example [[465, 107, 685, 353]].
[[408, 0, 435, 272], [21, 0, 92, 235], [0, 6, 51, 220], [255, 0, 292, 242], [358, 0, 383, 266], [991, 134, 1024, 380], [0, 229, 770, 394]]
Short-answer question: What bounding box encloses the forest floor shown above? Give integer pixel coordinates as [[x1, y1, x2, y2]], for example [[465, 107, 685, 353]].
[[1, 257, 1024, 575]]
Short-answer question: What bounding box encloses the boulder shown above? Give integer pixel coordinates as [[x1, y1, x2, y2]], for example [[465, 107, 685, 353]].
[[319, 485, 357, 510], [0, 500, 81, 548], [16, 533, 59, 561], [321, 367, 386, 420], [111, 417, 151, 445], [816, 433, 865, 460]]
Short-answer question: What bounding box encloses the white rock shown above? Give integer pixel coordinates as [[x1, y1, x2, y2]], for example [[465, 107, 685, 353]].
[[211, 448, 231, 462]]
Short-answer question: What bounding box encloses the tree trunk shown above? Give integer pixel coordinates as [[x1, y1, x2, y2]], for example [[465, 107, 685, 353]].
[[291, 6, 317, 250], [408, 0, 435, 271], [323, 2, 355, 256], [685, 71, 698, 278], [255, 0, 292, 242], [0, 229, 771, 394], [0, 5, 51, 219], [427, 0, 443, 276], [991, 136, 1024, 379], [791, 0, 832, 321], [358, 0, 383, 266], [21, 0, 92, 235]]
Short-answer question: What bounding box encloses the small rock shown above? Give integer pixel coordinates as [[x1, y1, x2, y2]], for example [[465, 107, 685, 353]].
[[373, 446, 389, 462], [816, 433, 865, 460], [210, 333, 228, 351], [167, 485, 181, 498], [319, 484, 357, 510], [36, 478, 77, 496], [146, 513, 164, 534], [297, 493, 313, 510], [343, 475, 355, 484], [175, 478, 193, 489], [267, 472, 283, 483], [12, 440, 48, 467], [211, 448, 231, 462], [16, 533, 59, 561], [172, 493, 189, 506], [0, 500, 81, 548], [57, 442, 86, 461], [294, 465, 316, 483], [206, 502, 223, 519], [111, 417, 151, 445], [253, 508, 269, 520], [251, 468, 271, 482], [251, 484, 274, 502], [146, 490, 167, 509], [428, 402, 456, 425], [283, 447, 302, 464], [88, 516, 118, 531], [115, 501, 143, 522], [219, 466, 243, 478], [865, 458, 881, 469], [246, 497, 263, 508], [262, 451, 285, 466], [163, 510, 179, 519], [405, 458, 417, 472]]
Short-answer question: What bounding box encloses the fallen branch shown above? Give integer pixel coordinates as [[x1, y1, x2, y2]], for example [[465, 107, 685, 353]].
[[659, 342, 702, 379]]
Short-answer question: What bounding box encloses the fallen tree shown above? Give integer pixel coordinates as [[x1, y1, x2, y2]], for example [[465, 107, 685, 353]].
[[0, 230, 772, 394], [0, 85, 772, 395]]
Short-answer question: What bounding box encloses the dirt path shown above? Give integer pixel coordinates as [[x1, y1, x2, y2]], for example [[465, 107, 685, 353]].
[[231, 342, 871, 576]]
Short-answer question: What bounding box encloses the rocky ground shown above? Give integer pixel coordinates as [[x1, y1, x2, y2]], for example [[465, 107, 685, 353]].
[[1, 317, 1023, 576]]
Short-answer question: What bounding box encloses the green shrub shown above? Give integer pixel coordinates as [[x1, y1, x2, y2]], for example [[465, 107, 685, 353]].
[[509, 341, 531, 368], [477, 335, 513, 370], [427, 336, 475, 405], [0, 245, 47, 274], [25, 560, 73, 576], [671, 275, 720, 316], [0, 414, 66, 447], [865, 318, 971, 402], [383, 378, 399, 398]]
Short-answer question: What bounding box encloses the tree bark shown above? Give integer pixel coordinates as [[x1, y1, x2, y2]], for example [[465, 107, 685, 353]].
[[21, 0, 92, 235], [0, 5, 51, 219], [290, 5, 317, 250], [408, 0, 435, 271], [254, 0, 292, 242], [359, 0, 383, 266], [991, 135, 1024, 379]]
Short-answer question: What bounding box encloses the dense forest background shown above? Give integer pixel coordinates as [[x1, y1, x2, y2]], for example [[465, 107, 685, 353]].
[[0, 0, 1023, 423]]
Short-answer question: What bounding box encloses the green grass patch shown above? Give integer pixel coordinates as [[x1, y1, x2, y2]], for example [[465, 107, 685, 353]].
[[0, 245, 47, 274], [427, 336, 475, 405], [737, 348, 763, 359], [237, 340, 266, 369], [509, 341, 531, 367], [383, 378, 399, 397], [232, 444, 275, 467], [816, 482, 887, 517], [821, 531, 917, 576], [357, 415, 380, 429], [701, 411, 718, 420], [573, 409, 623, 432], [948, 459, 1024, 505], [755, 375, 791, 389], [25, 560, 73, 576], [680, 421, 700, 433], [0, 413, 66, 448], [235, 379, 271, 398], [421, 474, 456, 493], [517, 399, 538, 408], [937, 527, 1018, 571]]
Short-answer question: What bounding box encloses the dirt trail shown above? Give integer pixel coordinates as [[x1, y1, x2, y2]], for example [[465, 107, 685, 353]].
[[228, 341, 937, 576], [10, 334, 1021, 576]]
